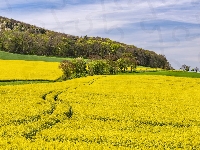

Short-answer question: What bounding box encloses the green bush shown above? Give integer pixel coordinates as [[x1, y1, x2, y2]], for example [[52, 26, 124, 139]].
[[88, 60, 109, 75], [71, 58, 87, 78], [106, 60, 118, 75], [59, 54, 137, 80], [59, 60, 74, 80], [59, 58, 87, 79]]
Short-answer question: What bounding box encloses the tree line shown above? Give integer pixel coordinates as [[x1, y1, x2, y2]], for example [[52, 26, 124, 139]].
[[59, 55, 137, 80], [0, 16, 173, 70], [180, 64, 199, 72]]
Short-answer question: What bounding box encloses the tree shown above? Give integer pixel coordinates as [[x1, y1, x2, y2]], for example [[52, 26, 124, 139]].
[[122, 53, 137, 72], [59, 58, 87, 79], [59, 60, 74, 80], [117, 58, 128, 72], [88, 60, 109, 75], [194, 67, 199, 73], [116, 53, 137, 72], [106, 59, 118, 75], [71, 57, 87, 77], [180, 64, 190, 71]]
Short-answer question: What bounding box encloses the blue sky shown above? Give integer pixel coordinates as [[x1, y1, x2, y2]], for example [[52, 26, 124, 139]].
[[1, 0, 200, 69]]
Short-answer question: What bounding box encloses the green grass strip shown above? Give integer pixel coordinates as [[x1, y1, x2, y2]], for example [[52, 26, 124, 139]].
[[119, 71, 200, 78], [0, 51, 71, 62]]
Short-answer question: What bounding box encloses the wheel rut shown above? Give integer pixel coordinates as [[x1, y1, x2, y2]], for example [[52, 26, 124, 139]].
[[21, 76, 106, 140]]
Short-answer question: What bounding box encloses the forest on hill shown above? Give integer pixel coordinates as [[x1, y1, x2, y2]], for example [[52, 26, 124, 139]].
[[0, 16, 173, 69]]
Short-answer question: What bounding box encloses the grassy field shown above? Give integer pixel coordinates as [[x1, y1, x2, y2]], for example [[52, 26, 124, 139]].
[[0, 75, 200, 149], [0, 51, 70, 62], [122, 70, 200, 78]]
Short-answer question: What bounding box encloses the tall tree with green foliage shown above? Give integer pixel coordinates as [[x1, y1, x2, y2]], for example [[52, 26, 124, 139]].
[[59, 58, 87, 79], [71, 58, 87, 77], [88, 60, 109, 75], [59, 60, 74, 80], [194, 67, 199, 73], [121, 53, 137, 72], [181, 64, 190, 71]]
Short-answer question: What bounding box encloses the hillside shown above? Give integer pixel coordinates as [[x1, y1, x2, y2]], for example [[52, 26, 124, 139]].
[[0, 16, 172, 69]]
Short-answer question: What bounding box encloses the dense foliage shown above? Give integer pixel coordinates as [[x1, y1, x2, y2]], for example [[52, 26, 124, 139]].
[[180, 64, 190, 71], [59, 55, 137, 79], [59, 58, 87, 80], [0, 16, 172, 69]]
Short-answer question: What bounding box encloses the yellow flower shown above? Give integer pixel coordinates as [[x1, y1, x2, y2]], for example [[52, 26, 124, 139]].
[[0, 59, 62, 80], [0, 74, 200, 149]]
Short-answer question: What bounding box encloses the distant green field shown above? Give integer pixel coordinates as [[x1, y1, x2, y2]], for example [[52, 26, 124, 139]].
[[0, 80, 54, 86], [0, 51, 70, 62], [122, 70, 200, 78]]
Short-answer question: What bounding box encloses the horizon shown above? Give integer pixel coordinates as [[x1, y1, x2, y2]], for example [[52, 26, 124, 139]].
[[1, 0, 200, 69]]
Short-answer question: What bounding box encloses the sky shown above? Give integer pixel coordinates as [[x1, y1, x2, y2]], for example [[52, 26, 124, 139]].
[[0, 0, 200, 69]]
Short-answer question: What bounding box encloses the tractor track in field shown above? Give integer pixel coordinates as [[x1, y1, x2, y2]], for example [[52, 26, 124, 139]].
[[0, 77, 105, 129], [22, 76, 106, 140], [0, 76, 106, 140], [22, 89, 70, 140]]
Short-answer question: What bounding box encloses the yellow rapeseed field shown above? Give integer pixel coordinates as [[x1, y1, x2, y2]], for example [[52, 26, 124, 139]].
[[0, 59, 62, 80], [135, 67, 163, 71], [1, 74, 200, 149]]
